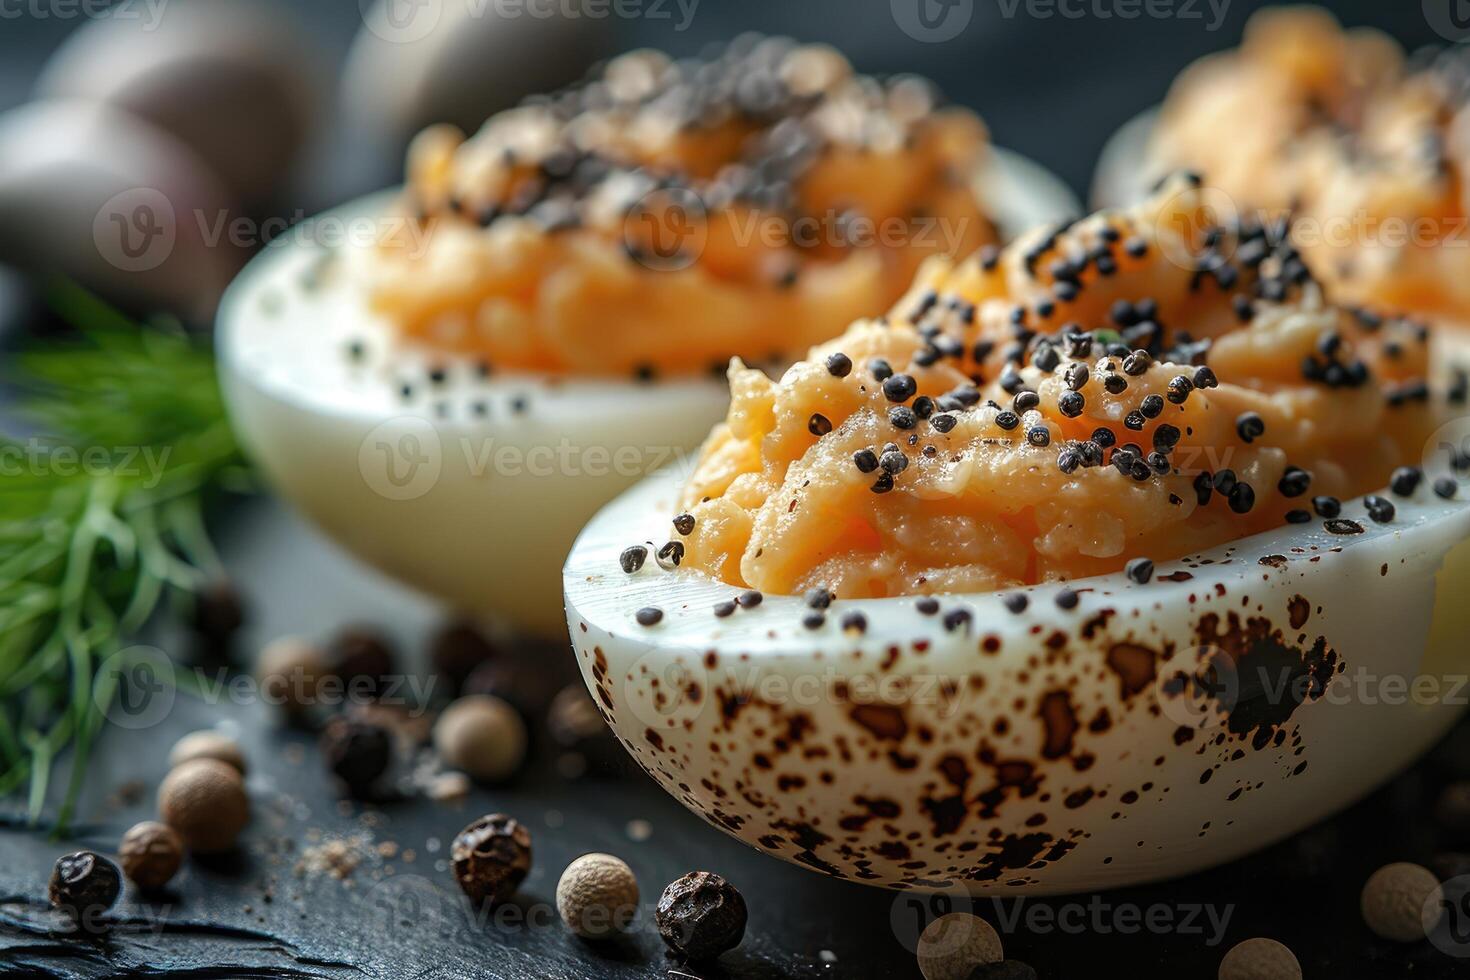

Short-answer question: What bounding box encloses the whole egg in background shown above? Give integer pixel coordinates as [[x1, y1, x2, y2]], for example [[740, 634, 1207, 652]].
[[33, 0, 320, 206], [0, 100, 241, 323], [341, 0, 612, 166]]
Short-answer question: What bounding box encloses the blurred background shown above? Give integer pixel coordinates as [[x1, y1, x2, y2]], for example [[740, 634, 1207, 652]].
[[0, 0, 1448, 337]]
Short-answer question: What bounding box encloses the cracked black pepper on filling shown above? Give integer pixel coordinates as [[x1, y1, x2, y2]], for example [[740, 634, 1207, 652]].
[[657, 177, 1448, 599], [366, 36, 1000, 376]]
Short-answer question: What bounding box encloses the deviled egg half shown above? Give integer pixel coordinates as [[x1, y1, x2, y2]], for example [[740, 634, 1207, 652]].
[[1093, 7, 1470, 333], [219, 38, 1078, 636], [565, 177, 1470, 892]]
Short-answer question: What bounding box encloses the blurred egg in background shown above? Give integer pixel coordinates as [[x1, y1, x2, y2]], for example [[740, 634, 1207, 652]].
[[341, 0, 611, 164], [33, 0, 319, 206], [0, 100, 240, 321]]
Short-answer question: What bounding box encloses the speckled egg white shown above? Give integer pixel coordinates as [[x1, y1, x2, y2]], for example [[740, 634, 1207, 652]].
[[563, 462, 1470, 893], [218, 162, 1076, 636]]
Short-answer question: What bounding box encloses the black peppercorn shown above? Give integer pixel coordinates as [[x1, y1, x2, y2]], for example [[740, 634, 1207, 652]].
[[452, 814, 532, 907], [1365, 495, 1395, 523], [655, 871, 747, 961], [49, 851, 121, 927], [321, 717, 392, 796], [620, 545, 648, 574], [1390, 467, 1422, 497], [656, 541, 685, 570], [1125, 557, 1154, 584]]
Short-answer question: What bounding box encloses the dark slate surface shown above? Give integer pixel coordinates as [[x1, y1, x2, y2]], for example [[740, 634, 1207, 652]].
[[3, 498, 1470, 978]]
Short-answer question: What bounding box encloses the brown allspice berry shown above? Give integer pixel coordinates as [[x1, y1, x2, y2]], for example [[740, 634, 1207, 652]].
[[49, 851, 121, 927], [328, 625, 397, 696], [655, 871, 747, 961], [190, 578, 246, 644], [463, 656, 561, 718], [118, 821, 184, 891], [255, 636, 327, 717], [547, 684, 623, 773], [429, 620, 495, 694], [168, 730, 246, 774], [451, 813, 532, 907], [158, 758, 250, 853]]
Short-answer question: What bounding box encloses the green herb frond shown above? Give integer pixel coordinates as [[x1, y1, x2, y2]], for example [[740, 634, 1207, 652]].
[[0, 283, 244, 831]]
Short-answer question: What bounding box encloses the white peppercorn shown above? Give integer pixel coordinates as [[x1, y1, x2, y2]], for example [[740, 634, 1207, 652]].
[[556, 853, 639, 939], [433, 694, 527, 783], [167, 730, 246, 774], [1218, 937, 1301, 980], [917, 913, 1003, 980], [158, 758, 249, 853], [1361, 862, 1443, 942]]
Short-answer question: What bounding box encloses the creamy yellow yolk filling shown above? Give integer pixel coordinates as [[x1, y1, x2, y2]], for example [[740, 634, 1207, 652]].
[[674, 179, 1443, 599], [1150, 6, 1470, 325], [361, 40, 998, 377]]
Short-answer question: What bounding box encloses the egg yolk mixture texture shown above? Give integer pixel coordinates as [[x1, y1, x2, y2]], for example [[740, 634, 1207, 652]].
[[675, 178, 1451, 599], [1150, 7, 1470, 323], [365, 37, 997, 376]]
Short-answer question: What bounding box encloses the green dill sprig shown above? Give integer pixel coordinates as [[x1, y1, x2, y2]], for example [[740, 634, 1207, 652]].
[[0, 284, 245, 831]]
